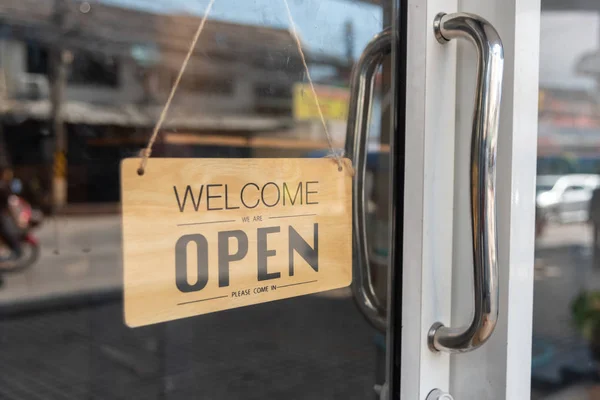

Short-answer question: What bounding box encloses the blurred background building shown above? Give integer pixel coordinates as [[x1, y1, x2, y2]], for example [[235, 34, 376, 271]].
[[538, 10, 600, 175], [0, 0, 353, 210]]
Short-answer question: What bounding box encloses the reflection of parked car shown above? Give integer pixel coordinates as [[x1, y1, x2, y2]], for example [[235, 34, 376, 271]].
[[536, 174, 600, 223]]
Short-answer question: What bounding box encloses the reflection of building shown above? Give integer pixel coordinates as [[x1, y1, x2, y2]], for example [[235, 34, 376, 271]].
[[537, 11, 600, 175], [0, 0, 349, 206], [538, 88, 600, 174]]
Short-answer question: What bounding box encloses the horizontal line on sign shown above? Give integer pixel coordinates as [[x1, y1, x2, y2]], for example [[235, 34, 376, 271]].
[[178, 220, 236, 227], [268, 214, 317, 220], [277, 280, 318, 289], [178, 295, 229, 306]]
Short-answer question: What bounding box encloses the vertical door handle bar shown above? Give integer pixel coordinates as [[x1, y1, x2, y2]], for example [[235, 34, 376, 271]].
[[345, 28, 392, 333], [428, 13, 504, 353]]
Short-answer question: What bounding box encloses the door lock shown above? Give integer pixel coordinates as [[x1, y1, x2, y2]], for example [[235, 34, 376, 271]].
[[427, 389, 455, 400]]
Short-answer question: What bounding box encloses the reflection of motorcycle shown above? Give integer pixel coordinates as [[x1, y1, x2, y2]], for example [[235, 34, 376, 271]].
[[0, 191, 42, 272]]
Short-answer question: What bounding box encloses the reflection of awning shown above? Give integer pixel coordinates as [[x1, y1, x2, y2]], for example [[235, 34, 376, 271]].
[[1, 100, 293, 132], [538, 121, 600, 148]]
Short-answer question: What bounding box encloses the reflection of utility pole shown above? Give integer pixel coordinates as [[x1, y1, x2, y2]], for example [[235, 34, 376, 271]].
[[50, 0, 71, 210], [344, 20, 355, 64]]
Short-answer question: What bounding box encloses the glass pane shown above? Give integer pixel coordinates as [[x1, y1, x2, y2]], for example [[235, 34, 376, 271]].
[[533, 2, 600, 398], [0, 0, 394, 398]]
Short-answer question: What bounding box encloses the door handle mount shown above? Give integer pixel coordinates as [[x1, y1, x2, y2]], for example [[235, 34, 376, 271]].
[[428, 12, 504, 353]]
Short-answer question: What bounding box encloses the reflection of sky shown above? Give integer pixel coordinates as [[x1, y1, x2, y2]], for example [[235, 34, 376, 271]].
[[100, 0, 383, 59]]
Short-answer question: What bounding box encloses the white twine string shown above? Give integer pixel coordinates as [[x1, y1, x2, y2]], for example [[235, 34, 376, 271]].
[[281, 0, 349, 174], [138, 0, 351, 175]]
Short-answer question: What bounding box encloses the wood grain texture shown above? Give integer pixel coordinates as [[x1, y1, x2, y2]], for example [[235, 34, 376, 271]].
[[121, 158, 352, 327]]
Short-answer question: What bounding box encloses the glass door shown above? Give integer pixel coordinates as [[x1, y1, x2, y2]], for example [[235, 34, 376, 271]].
[[0, 0, 542, 398], [0, 0, 398, 399], [532, 1, 600, 399]]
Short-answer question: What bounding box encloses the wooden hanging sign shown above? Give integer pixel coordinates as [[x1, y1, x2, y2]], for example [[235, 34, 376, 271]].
[[121, 158, 353, 327]]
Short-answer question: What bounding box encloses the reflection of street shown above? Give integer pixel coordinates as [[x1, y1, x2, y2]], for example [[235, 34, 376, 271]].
[[5, 217, 598, 398], [0, 215, 122, 306], [0, 215, 378, 399], [534, 223, 595, 339], [533, 222, 600, 397], [0, 288, 377, 399], [537, 223, 592, 249]]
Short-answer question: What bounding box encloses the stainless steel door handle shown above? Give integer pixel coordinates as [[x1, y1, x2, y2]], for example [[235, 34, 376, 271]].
[[345, 28, 392, 333], [428, 13, 504, 353]]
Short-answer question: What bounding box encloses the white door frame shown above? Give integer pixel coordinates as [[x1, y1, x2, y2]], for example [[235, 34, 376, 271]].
[[399, 0, 539, 398]]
